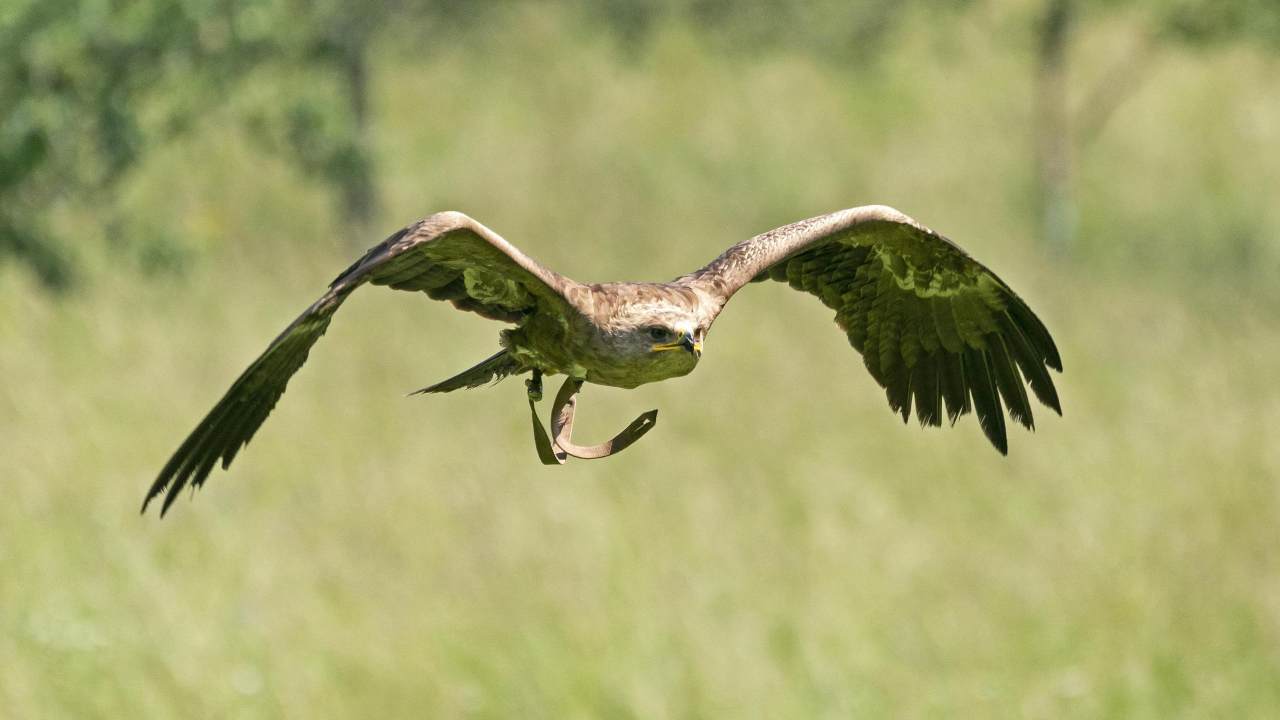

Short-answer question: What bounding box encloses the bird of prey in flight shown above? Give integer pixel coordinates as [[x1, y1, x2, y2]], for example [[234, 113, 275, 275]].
[[144, 206, 1062, 515]]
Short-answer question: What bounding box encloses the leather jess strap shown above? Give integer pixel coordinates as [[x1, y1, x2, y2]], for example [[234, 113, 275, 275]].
[[528, 377, 658, 465]]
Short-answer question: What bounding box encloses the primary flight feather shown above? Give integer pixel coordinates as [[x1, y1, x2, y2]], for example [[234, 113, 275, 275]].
[[145, 206, 1062, 515]]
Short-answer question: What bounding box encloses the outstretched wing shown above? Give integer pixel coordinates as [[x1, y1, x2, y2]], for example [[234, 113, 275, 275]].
[[681, 205, 1062, 453], [143, 211, 581, 516]]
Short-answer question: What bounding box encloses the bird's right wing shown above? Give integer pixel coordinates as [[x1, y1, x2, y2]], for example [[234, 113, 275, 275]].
[[144, 212, 581, 516], [680, 206, 1061, 453]]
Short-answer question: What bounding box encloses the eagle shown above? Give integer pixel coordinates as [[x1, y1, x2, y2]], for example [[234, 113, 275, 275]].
[[143, 206, 1062, 515]]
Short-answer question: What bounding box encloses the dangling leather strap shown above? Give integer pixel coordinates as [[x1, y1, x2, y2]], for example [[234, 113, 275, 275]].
[[529, 393, 567, 465], [550, 378, 658, 459], [528, 377, 658, 465]]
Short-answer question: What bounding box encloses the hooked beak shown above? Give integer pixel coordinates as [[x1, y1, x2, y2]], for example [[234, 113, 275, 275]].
[[681, 333, 703, 358], [653, 331, 703, 358]]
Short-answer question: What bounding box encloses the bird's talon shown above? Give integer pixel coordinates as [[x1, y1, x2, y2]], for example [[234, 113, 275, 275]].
[[525, 376, 543, 402]]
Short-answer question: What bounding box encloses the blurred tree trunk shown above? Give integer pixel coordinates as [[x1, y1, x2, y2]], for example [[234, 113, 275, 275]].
[[1034, 0, 1075, 255], [1031, 0, 1168, 256], [340, 38, 378, 241]]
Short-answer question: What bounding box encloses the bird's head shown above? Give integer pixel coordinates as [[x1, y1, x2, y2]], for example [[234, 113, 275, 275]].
[[597, 295, 709, 385], [644, 321, 703, 360]]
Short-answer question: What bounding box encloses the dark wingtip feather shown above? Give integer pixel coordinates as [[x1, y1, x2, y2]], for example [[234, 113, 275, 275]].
[[988, 335, 1034, 430], [161, 472, 188, 516], [910, 354, 943, 428], [998, 310, 1062, 417], [1005, 294, 1063, 373], [884, 364, 912, 424], [940, 354, 969, 425], [143, 313, 334, 517], [963, 347, 1008, 454]]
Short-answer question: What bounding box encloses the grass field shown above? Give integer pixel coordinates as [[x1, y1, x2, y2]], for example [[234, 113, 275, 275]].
[[3, 6, 1279, 718]]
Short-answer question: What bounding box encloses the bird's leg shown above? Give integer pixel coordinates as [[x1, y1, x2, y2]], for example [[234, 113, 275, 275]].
[[525, 369, 544, 402], [548, 378, 658, 460]]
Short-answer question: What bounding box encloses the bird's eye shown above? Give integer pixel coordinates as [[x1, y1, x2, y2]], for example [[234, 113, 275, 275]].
[[648, 326, 670, 341]]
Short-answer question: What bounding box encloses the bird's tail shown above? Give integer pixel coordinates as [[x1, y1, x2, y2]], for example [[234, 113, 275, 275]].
[[411, 350, 523, 395]]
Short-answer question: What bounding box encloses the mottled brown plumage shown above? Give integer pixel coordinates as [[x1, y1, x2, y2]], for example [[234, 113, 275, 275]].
[[144, 207, 1062, 515]]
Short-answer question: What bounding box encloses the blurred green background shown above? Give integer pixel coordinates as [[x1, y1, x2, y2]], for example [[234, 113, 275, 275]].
[[3, 0, 1279, 717]]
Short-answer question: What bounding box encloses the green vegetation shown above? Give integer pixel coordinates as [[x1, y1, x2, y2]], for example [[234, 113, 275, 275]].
[[3, 2, 1279, 717]]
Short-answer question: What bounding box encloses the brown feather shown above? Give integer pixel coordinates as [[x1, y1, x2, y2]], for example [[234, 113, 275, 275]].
[[145, 212, 581, 515], [680, 205, 1060, 449]]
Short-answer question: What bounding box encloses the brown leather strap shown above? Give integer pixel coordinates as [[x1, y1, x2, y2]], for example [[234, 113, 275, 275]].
[[550, 378, 658, 459], [557, 408, 658, 459], [529, 393, 567, 465], [528, 377, 658, 464]]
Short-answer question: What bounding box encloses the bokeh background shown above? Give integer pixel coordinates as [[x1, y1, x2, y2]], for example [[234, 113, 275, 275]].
[[4, 0, 1279, 716]]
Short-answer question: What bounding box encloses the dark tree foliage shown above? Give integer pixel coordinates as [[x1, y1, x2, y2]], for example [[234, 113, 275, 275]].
[[582, 0, 974, 62], [4, 0, 1277, 288], [2, 0, 223, 287], [0, 0, 486, 289], [1, 0, 285, 287]]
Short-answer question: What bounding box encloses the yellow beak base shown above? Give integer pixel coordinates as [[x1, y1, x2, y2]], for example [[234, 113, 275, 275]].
[[652, 333, 702, 357]]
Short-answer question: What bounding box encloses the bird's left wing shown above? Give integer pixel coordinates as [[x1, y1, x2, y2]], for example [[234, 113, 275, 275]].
[[143, 212, 581, 516], [679, 205, 1062, 453]]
